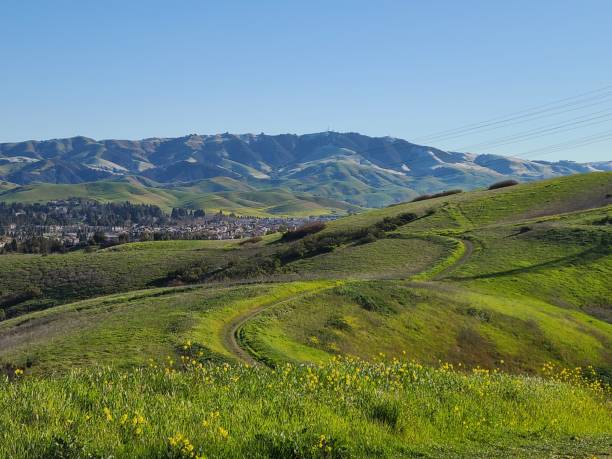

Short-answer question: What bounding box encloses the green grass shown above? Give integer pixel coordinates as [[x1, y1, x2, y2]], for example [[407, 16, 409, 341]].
[[408, 235, 466, 280], [5, 274, 607, 379], [285, 237, 449, 279], [0, 178, 360, 216], [240, 280, 611, 374], [443, 218, 612, 318], [0, 282, 337, 373], [0, 172, 611, 457], [0, 240, 236, 311], [190, 281, 336, 360], [0, 356, 609, 458], [0, 286, 205, 372], [325, 172, 612, 234]]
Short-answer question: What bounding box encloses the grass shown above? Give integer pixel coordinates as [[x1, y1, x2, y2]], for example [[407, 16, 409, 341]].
[[324, 172, 612, 234], [0, 286, 205, 373], [0, 355, 609, 458], [445, 217, 612, 317], [0, 178, 360, 216], [6, 274, 604, 379], [285, 237, 449, 279], [0, 172, 611, 457], [239, 281, 612, 375], [0, 240, 236, 310], [408, 235, 466, 280], [0, 282, 337, 373]]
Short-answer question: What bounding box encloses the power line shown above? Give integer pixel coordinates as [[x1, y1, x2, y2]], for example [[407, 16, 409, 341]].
[[413, 84, 612, 143], [457, 110, 612, 151], [417, 95, 612, 143], [515, 130, 612, 159]]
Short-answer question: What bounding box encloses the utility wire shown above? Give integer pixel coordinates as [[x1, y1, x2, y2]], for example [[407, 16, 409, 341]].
[[413, 84, 612, 143], [514, 130, 612, 158], [416, 95, 612, 143], [457, 111, 612, 151]]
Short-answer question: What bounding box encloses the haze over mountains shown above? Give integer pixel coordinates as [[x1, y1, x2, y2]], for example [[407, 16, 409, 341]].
[[1, 132, 610, 207]]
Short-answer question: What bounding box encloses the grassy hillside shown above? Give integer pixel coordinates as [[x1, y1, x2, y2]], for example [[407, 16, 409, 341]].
[[0, 178, 360, 216], [0, 180, 179, 208], [173, 188, 361, 217], [1, 276, 609, 377], [0, 172, 610, 457], [1, 356, 609, 458], [0, 240, 237, 315], [325, 172, 612, 233]]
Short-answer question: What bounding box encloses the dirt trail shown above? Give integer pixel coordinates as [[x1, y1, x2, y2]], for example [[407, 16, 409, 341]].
[[223, 239, 475, 365], [432, 239, 474, 280], [222, 289, 327, 366]]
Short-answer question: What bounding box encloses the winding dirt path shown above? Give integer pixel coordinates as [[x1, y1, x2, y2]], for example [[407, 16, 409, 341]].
[[222, 289, 330, 366], [432, 239, 474, 280], [223, 239, 475, 365]]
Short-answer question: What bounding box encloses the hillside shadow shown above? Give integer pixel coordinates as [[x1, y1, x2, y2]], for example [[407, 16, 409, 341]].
[[448, 245, 610, 281]]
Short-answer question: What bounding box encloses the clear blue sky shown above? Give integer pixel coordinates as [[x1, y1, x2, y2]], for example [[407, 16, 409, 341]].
[[1, 0, 611, 161]]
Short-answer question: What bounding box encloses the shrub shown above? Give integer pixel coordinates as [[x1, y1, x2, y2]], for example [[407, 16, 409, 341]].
[[280, 221, 326, 242], [0, 287, 42, 309], [217, 255, 281, 280], [239, 236, 263, 245], [368, 399, 401, 429], [465, 307, 492, 323], [166, 261, 211, 284], [373, 212, 418, 231], [593, 215, 611, 226], [326, 316, 351, 331], [411, 189, 462, 202], [488, 179, 519, 190]]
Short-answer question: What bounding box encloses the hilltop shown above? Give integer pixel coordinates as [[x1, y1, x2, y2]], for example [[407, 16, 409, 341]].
[[1, 132, 610, 207]]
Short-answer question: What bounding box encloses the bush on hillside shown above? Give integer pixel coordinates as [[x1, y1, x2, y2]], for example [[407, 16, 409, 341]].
[[166, 262, 211, 284], [373, 212, 418, 232], [211, 212, 419, 281], [239, 236, 263, 245], [593, 215, 611, 225], [411, 189, 462, 202], [0, 287, 42, 309], [280, 222, 326, 242], [488, 179, 519, 190]]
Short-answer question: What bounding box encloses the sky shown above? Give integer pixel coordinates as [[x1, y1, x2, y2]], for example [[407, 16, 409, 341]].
[[1, 0, 611, 162]]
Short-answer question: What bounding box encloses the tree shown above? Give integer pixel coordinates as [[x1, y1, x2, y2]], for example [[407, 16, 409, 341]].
[[93, 231, 106, 244]]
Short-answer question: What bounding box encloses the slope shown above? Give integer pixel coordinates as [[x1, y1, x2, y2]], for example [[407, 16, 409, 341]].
[[0, 173, 610, 379], [0, 177, 360, 216]]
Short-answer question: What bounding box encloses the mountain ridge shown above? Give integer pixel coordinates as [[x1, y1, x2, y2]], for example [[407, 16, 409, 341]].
[[1, 132, 610, 207]]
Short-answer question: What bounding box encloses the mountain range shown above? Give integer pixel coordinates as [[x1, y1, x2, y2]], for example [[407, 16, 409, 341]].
[[0, 131, 610, 208]]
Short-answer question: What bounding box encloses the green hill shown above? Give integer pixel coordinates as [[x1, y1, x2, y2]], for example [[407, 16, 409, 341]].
[[0, 172, 610, 457], [1, 173, 610, 369], [0, 177, 361, 216]]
